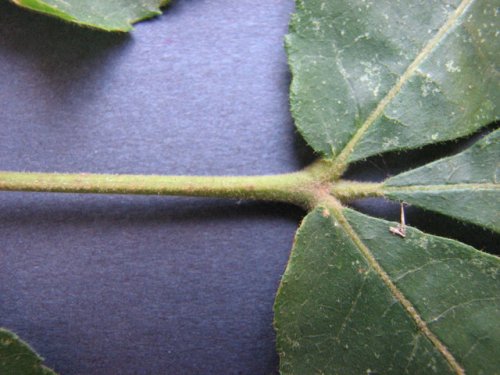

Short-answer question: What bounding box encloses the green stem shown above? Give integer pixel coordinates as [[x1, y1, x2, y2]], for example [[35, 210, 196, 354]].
[[0, 169, 387, 209], [331, 180, 384, 201], [0, 170, 316, 208]]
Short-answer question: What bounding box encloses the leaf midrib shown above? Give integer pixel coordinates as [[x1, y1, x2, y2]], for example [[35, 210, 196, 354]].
[[333, 0, 475, 165], [325, 199, 465, 375], [384, 183, 499, 192]]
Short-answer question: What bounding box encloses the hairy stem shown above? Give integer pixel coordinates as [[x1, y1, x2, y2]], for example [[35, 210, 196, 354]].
[[0, 169, 387, 208], [0, 170, 317, 208], [331, 180, 384, 201]]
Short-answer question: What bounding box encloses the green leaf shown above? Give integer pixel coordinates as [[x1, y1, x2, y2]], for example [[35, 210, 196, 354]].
[[12, 0, 170, 31], [274, 207, 500, 374], [0, 328, 57, 375], [287, 0, 499, 162], [384, 129, 500, 232]]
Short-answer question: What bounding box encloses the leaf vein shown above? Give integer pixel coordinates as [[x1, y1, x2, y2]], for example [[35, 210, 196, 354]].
[[384, 183, 499, 192], [428, 297, 500, 324], [394, 258, 458, 282], [334, 274, 367, 342]]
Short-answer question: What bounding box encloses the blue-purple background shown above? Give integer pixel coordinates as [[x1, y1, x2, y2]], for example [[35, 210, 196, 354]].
[[0, 1, 497, 374]]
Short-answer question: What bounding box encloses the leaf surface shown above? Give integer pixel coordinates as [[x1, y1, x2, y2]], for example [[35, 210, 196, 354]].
[[0, 328, 57, 374], [12, 0, 170, 31], [287, 0, 499, 162], [384, 129, 500, 232], [274, 207, 500, 374]]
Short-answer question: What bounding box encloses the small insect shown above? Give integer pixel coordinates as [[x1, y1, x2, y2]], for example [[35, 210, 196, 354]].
[[389, 202, 407, 238]]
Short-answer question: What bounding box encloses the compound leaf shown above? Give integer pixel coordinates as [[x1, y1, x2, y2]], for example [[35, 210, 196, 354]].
[[384, 128, 500, 232], [287, 0, 499, 162], [0, 328, 57, 375], [274, 207, 500, 374], [12, 0, 170, 31]]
